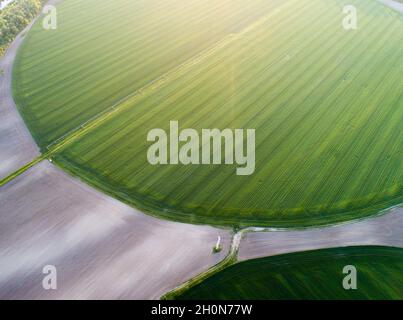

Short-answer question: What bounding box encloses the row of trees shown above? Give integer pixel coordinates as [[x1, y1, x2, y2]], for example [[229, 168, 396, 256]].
[[0, 0, 46, 55]]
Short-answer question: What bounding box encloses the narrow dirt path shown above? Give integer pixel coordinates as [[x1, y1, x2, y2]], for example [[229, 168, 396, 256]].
[[0, 20, 40, 180], [238, 207, 403, 261]]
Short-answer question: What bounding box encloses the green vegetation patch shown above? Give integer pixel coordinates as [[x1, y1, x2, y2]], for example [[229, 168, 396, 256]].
[[175, 246, 403, 300], [13, 0, 286, 147], [14, 0, 403, 227]]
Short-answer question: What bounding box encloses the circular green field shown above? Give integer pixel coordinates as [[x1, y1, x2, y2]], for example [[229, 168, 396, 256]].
[[13, 0, 403, 227], [175, 247, 403, 300]]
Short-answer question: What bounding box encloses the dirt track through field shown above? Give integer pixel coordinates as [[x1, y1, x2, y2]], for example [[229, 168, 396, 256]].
[[238, 207, 403, 261], [0, 21, 39, 180], [0, 0, 64, 180]]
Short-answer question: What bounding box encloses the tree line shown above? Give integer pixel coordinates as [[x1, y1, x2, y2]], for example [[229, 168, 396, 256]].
[[0, 0, 47, 55]]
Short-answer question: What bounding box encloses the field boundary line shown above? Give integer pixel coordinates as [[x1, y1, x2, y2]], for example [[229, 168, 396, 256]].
[[0, 156, 44, 187]]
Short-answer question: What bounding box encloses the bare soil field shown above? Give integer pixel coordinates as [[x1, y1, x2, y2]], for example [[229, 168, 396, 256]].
[[0, 161, 231, 299], [238, 207, 403, 261]]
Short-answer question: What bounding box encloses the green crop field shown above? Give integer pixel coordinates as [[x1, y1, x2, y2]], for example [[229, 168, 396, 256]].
[[13, 0, 403, 227], [13, 0, 287, 147], [175, 246, 403, 300]]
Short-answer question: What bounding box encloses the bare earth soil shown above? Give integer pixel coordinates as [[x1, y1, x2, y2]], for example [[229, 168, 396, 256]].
[[0, 161, 231, 299], [380, 0, 403, 13], [238, 207, 403, 261]]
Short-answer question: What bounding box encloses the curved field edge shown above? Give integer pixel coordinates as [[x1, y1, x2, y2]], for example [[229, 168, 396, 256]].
[[49, 0, 402, 228], [53, 155, 403, 228], [171, 246, 403, 300], [10, 1, 62, 149], [10, 0, 403, 228]]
